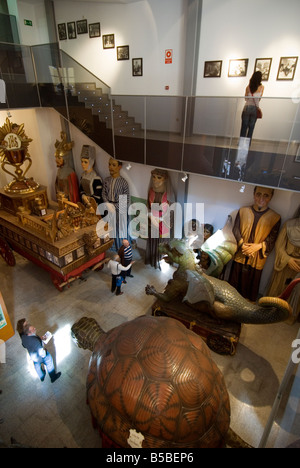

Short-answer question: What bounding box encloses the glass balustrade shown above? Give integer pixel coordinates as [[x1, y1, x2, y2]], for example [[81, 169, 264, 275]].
[[0, 42, 299, 192], [0, 42, 40, 109]]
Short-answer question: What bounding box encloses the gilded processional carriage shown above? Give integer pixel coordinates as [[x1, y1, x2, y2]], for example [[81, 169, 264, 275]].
[[0, 118, 112, 291]]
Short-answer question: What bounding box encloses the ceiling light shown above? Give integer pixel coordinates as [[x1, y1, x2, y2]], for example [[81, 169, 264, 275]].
[[181, 172, 188, 182], [126, 163, 132, 171], [239, 185, 245, 193]]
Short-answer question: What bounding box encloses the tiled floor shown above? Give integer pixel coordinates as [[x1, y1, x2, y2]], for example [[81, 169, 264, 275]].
[[0, 248, 299, 448]]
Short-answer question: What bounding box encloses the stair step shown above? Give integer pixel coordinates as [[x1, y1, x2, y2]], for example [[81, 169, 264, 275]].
[[113, 112, 129, 122], [87, 102, 111, 113], [114, 126, 142, 136], [78, 93, 109, 104], [76, 82, 97, 91], [107, 120, 142, 132], [113, 116, 134, 128]]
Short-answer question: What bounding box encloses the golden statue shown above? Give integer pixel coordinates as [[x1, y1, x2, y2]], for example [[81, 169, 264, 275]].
[[0, 117, 39, 194], [54, 131, 79, 203]]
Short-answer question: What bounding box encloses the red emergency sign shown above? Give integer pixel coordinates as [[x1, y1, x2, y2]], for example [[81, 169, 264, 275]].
[[165, 49, 173, 64]]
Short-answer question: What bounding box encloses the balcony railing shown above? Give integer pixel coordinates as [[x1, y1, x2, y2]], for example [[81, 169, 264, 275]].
[[0, 42, 299, 192]]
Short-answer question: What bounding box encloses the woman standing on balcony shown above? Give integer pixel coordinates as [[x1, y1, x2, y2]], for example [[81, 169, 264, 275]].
[[240, 71, 264, 141]]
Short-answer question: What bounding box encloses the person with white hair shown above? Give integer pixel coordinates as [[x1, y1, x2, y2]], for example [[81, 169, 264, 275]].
[[107, 255, 135, 296]]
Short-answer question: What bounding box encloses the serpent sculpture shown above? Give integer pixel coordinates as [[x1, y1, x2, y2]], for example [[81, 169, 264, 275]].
[[145, 239, 292, 324], [71, 315, 252, 448], [200, 215, 237, 278]]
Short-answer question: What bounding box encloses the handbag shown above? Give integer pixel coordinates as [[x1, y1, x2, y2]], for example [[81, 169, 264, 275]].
[[116, 265, 123, 287], [116, 276, 123, 287], [256, 107, 263, 119], [251, 91, 263, 119]]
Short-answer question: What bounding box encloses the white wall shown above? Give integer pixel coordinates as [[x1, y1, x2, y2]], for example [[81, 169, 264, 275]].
[[12, 0, 300, 100], [14, 0, 50, 45], [51, 0, 300, 99], [53, 0, 187, 96], [198, 0, 300, 99], [50, 0, 300, 140]]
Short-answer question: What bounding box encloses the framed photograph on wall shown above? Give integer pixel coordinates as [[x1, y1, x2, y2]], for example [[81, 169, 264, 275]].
[[103, 34, 115, 49], [117, 45, 130, 61], [204, 60, 222, 77], [132, 58, 143, 76], [254, 58, 272, 81], [228, 58, 248, 77], [67, 22, 77, 40], [77, 19, 88, 35], [57, 23, 67, 41], [89, 22, 101, 38], [277, 56, 298, 80]]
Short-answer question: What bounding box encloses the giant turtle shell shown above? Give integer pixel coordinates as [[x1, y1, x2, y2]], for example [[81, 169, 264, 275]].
[[86, 315, 230, 448]]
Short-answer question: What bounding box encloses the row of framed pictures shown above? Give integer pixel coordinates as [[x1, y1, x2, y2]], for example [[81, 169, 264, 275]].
[[204, 56, 298, 81], [58, 21, 143, 76], [58, 20, 100, 40]]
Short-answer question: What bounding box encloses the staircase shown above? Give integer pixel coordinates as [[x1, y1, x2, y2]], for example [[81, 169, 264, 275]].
[[73, 83, 142, 137]]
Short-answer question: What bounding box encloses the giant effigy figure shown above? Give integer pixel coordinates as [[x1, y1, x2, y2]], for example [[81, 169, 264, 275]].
[[267, 206, 300, 323], [79, 145, 103, 207], [145, 168, 174, 269], [228, 186, 281, 302], [102, 158, 130, 251], [54, 131, 79, 204]]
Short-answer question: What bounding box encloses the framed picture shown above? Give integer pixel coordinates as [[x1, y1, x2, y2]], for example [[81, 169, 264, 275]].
[[57, 23, 67, 41], [117, 45, 130, 61], [204, 60, 222, 78], [228, 58, 248, 77], [67, 22, 77, 40], [132, 58, 143, 76], [295, 145, 300, 163], [277, 56, 298, 81], [103, 34, 115, 49], [89, 22, 100, 38], [254, 58, 272, 81], [77, 19, 88, 35]]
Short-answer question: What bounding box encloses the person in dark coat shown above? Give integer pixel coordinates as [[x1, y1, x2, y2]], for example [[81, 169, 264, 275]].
[[21, 324, 61, 383]]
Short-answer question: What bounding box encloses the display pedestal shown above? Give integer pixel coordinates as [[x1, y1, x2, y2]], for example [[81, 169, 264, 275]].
[[0, 292, 14, 342], [152, 299, 241, 356]]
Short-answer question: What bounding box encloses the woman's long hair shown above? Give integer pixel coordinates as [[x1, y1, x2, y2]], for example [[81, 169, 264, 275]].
[[249, 71, 262, 93]]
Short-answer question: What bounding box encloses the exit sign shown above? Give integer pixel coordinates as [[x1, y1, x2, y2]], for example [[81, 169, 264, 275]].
[[24, 19, 33, 26]]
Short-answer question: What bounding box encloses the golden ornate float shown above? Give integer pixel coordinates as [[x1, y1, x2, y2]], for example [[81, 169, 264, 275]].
[[0, 121, 112, 291]]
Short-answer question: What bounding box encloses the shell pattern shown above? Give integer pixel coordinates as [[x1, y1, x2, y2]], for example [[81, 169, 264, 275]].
[[86, 315, 230, 448]]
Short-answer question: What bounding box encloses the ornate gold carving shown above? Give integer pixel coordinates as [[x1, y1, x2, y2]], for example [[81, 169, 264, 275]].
[[0, 118, 39, 194]]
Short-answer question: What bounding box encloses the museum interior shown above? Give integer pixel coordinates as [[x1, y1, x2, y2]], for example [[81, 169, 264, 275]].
[[0, 0, 300, 449]]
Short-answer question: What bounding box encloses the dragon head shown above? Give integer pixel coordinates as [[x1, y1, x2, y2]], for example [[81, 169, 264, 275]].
[[159, 239, 198, 270]]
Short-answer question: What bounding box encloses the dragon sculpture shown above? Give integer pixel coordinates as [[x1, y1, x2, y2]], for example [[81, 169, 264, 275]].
[[145, 236, 293, 325]]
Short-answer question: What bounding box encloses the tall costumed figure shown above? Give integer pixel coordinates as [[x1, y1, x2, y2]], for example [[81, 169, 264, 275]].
[[102, 158, 130, 251], [228, 186, 281, 302], [145, 168, 174, 269], [267, 206, 300, 323]]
